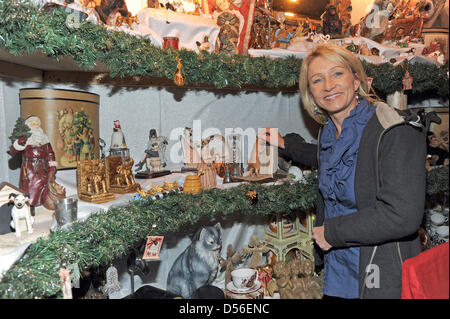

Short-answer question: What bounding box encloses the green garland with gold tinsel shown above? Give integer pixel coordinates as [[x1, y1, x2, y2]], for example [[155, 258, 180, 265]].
[[0, 0, 448, 97], [0, 175, 318, 299]]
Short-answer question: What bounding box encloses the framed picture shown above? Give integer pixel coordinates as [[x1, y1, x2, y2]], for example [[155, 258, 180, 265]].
[[143, 236, 164, 260]]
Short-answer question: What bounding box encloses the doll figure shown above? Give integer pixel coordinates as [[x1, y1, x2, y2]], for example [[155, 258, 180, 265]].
[[136, 129, 168, 173]]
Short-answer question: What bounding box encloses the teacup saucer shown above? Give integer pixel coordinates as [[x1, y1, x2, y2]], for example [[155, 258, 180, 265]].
[[226, 281, 261, 294]]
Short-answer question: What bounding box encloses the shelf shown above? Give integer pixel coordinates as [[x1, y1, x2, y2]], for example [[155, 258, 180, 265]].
[[0, 48, 298, 92]]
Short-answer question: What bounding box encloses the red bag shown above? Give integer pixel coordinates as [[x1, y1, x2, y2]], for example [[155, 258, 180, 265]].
[[402, 242, 449, 299]]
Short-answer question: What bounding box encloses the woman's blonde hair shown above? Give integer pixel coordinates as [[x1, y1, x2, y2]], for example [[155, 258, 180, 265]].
[[299, 44, 380, 125]]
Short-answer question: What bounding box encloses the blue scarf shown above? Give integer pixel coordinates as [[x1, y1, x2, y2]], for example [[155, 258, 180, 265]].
[[319, 98, 375, 298]]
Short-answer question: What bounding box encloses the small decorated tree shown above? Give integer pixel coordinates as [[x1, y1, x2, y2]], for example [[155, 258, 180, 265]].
[[9, 117, 31, 144], [426, 166, 449, 210]]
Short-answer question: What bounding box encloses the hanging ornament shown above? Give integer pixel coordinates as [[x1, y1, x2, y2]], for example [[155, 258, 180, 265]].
[[59, 268, 73, 299], [366, 76, 374, 92], [174, 57, 184, 86], [103, 265, 121, 296], [402, 70, 413, 91]]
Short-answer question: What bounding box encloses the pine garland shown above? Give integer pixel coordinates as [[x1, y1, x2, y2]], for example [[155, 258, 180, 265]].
[[426, 166, 449, 197], [0, 174, 318, 299], [0, 0, 448, 97]]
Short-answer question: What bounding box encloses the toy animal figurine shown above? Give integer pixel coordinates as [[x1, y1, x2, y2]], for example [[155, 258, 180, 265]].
[[115, 15, 139, 29], [196, 35, 211, 52], [9, 193, 33, 237], [166, 223, 223, 299]]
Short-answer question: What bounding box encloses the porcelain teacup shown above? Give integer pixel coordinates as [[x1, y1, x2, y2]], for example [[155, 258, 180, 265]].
[[231, 268, 257, 290], [431, 213, 447, 226], [436, 226, 449, 239]]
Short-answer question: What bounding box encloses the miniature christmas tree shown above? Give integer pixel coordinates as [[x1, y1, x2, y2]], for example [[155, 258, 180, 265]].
[[426, 166, 449, 210], [9, 117, 31, 144]]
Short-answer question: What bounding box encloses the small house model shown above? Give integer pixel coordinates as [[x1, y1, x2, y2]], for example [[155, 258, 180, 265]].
[[263, 209, 315, 264]]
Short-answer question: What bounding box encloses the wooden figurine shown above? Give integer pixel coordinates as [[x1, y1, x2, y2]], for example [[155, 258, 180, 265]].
[[248, 138, 277, 178], [220, 244, 245, 287], [77, 159, 115, 203], [274, 23, 296, 49], [241, 235, 269, 269], [297, 259, 322, 299], [174, 58, 185, 86], [266, 261, 292, 299], [321, 4, 342, 37], [213, 0, 244, 54], [180, 127, 200, 171], [105, 156, 139, 194]]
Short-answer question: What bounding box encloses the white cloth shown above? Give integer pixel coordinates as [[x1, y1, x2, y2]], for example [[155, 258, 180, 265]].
[[249, 36, 435, 66], [133, 8, 220, 52]]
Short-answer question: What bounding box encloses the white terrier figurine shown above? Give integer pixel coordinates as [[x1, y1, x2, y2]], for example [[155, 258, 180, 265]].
[[9, 193, 34, 237]]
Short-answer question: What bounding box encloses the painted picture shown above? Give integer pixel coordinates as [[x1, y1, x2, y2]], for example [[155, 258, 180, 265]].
[[56, 107, 96, 166], [20, 88, 100, 169], [143, 235, 164, 260]]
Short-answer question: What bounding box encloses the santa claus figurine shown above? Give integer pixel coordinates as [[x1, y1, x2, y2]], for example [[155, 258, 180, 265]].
[[9, 115, 61, 209]]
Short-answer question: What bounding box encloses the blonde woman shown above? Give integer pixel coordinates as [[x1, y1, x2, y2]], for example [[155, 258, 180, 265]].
[[259, 45, 426, 299]]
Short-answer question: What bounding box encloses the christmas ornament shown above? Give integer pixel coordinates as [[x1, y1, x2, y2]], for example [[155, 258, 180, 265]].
[[174, 57, 184, 86], [402, 70, 413, 91], [59, 268, 73, 299], [103, 265, 121, 296]]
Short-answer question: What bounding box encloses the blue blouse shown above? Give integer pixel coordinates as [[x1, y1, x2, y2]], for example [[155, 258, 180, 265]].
[[318, 99, 375, 298]]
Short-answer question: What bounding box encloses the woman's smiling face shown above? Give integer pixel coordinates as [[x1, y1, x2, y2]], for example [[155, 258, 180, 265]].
[[308, 56, 360, 120]]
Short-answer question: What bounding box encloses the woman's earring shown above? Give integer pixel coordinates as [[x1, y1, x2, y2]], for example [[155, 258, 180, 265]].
[[313, 105, 318, 115], [355, 91, 361, 103]]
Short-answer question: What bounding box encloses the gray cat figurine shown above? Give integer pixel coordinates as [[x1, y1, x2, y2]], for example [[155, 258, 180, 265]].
[[166, 223, 222, 299]]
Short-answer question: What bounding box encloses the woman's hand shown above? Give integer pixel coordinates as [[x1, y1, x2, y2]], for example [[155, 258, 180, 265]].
[[257, 128, 285, 149], [313, 226, 332, 251]]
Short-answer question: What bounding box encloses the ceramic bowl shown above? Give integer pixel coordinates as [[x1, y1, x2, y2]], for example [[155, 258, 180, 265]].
[[231, 268, 257, 290], [436, 226, 449, 238]]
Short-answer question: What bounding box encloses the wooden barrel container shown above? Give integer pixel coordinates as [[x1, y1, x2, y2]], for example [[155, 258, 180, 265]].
[[19, 88, 100, 169], [183, 175, 203, 194]]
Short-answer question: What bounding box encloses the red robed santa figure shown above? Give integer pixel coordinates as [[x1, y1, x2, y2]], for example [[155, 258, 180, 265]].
[[9, 115, 59, 208]]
